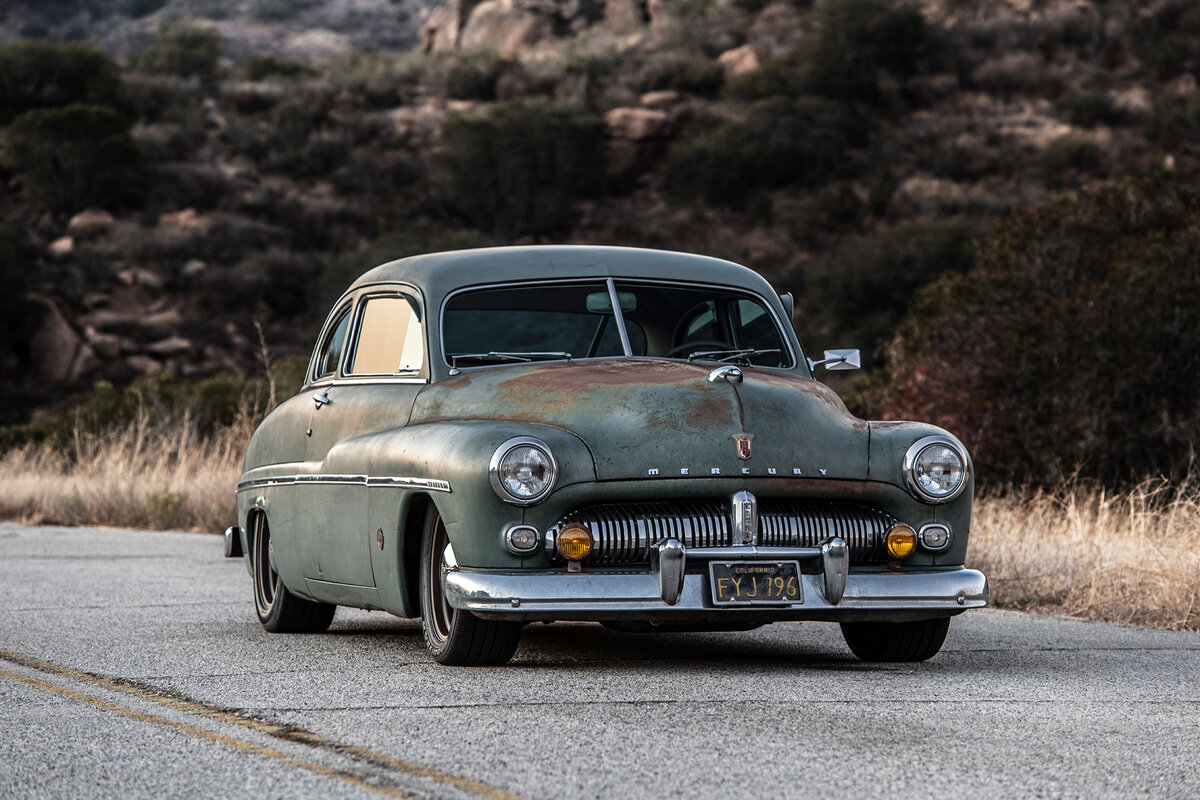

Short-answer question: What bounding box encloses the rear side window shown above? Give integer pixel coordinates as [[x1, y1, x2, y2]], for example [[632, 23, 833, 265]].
[[348, 295, 425, 375], [313, 305, 351, 381]]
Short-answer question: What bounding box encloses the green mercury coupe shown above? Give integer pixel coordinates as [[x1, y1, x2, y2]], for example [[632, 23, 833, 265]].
[[227, 245, 988, 665]]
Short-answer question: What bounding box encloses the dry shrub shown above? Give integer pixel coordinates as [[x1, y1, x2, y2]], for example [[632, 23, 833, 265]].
[[0, 410, 251, 533], [973, 480, 1200, 631]]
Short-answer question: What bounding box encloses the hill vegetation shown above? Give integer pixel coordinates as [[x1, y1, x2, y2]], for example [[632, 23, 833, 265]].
[[2, 0, 1200, 489]]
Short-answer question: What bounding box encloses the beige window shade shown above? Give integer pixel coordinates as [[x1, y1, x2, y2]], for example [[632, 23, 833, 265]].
[[348, 296, 424, 374]]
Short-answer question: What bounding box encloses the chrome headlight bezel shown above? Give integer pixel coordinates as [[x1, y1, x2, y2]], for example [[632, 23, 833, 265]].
[[489, 436, 558, 506], [903, 435, 970, 504]]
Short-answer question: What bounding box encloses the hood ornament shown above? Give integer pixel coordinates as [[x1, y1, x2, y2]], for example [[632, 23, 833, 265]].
[[732, 433, 754, 461]]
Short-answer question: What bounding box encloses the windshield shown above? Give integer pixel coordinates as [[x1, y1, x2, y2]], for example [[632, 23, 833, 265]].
[[442, 280, 792, 368]]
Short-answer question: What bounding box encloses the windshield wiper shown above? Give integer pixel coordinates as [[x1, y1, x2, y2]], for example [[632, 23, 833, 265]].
[[449, 351, 573, 374], [686, 348, 781, 364]]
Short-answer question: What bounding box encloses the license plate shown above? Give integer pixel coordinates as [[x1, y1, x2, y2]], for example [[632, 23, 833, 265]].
[[709, 561, 803, 606]]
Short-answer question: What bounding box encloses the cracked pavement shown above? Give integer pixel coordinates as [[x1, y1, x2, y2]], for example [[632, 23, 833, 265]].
[[2, 524, 1198, 799]]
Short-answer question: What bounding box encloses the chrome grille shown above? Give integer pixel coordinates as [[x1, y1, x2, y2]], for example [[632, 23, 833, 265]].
[[546, 500, 893, 564]]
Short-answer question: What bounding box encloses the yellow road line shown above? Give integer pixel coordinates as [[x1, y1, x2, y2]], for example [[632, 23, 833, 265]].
[[0, 648, 525, 800], [0, 666, 419, 799]]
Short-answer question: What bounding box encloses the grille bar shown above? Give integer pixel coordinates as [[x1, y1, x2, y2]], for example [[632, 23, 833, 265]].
[[547, 500, 893, 564]]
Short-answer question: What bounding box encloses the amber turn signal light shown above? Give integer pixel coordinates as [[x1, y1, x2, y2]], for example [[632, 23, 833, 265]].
[[886, 523, 917, 559], [557, 524, 593, 561]]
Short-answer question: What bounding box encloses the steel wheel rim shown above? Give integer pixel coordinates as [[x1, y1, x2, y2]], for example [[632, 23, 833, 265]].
[[427, 514, 455, 642], [253, 519, 278, 618]]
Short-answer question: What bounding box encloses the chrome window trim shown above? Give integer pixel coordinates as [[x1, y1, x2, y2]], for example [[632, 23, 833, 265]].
[[309, 299, 356, 385], [438, 276, 800, 372], [237, 475, 451, 493], [903, 435, 971, 504], [488, 436, 558, 506], [343, 287, 429, 380]]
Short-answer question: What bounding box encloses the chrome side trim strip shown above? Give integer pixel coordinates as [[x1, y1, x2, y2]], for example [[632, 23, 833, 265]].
[[237, 475, 451, 493]]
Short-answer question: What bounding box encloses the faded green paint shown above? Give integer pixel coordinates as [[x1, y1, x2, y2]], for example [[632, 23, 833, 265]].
[[236, 245, 976, 619]]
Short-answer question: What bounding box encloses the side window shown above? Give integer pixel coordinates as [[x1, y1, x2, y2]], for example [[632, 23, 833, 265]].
[[313, 305, 351, 381], [348, 295, 425, 375]]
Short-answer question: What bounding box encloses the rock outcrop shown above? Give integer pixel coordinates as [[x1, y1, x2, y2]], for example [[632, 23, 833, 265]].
[[419, 0, 649, 53]]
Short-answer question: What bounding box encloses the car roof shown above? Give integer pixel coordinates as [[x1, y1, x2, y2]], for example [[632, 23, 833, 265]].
[[349, 245, 778, 301]]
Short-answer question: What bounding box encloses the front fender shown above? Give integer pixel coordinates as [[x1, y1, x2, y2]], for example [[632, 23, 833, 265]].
[[868, 421, 975, 567], [323, 420, 595, 568]]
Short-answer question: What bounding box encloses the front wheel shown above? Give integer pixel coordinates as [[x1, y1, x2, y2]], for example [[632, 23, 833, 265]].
[[419, 505, 521, 666], [840, 617, 950, 662], [252, 515, 336, 634]]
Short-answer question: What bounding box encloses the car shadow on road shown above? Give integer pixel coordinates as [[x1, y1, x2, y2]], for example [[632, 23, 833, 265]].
[[315, 613, 976, 671]]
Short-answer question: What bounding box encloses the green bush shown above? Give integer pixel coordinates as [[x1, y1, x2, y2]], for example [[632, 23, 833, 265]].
[[1145, 96, 1200, 150], [239, 55, 318, 81], [0, 225, 37, 386], [800, 219, 980, 368], [1040, 136, 1104, 189], [864, 181, 1200, 486], [727, 0, 942, 106], [3, 103, 142, 213], [436, 101, 605, 238], [1055, 90, 1125, 128], [0, 41, 123, 124], [1130, 1, 1200, 80], [444, 50, 514, 101], [136, 24, 223, 85], [663, 97, 850, 209]]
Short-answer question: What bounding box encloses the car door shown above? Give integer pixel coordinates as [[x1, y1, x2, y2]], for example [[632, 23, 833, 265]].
[[301, 287, 427, 595]]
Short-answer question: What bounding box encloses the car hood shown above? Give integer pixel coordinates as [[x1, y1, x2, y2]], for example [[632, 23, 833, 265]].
[[409, 360, 869, 482]]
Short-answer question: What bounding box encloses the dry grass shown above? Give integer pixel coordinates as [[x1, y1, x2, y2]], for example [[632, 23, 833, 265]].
[[0, 411, 251, 533], [972, 481, 1200, 631], [2, 415, 1197, 631]]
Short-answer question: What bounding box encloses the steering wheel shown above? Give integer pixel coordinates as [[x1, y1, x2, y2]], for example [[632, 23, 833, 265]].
[[664, 340, 735, 359]]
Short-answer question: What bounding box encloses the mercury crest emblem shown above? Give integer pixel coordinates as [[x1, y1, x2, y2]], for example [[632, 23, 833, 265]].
[[732, 432, 754, 461]]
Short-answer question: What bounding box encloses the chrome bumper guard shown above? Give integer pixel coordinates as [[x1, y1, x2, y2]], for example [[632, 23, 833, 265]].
[[444, 537, 989, 622]]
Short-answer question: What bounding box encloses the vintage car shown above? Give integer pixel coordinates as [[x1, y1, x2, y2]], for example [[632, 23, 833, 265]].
[[227, 245, 988, 665]]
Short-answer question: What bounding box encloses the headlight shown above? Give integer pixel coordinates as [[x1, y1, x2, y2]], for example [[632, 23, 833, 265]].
[[489, 437, 558, 505], [903, 435, 969, 504]]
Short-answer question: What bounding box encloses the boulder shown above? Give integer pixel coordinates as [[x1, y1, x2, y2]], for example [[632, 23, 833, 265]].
[[605, 107, 673, 140], [125, 355, 163, 376], [28, 297, 99, 385], [181, 259, 208, 278], [48, 236, 74, 258], [67, 209, 115, 238], [158, 208, 211, 234], [460, 0, 555, 54], [640, 90, 683, 109], [146, 336, 193, 357], [604, 0, 648, 30], [718, 45, 760, 78], [419, 0, 486, 52]]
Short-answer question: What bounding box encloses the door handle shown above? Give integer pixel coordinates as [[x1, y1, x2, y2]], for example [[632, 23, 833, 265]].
[[313, 391, 331, 409]]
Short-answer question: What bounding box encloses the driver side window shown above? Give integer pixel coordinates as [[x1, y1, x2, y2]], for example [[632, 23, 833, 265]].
[[313, 305, 352, 382]]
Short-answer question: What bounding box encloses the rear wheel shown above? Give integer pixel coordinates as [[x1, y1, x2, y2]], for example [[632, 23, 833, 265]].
[[419, 505, 521, 666], [840, 617, 950, 662], [252, 515, 336, 633]]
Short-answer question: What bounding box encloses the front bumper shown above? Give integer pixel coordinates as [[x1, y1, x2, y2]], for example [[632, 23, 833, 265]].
[[444, 537, 989, 623]]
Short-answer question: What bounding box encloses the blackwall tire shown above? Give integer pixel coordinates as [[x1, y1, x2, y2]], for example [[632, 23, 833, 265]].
[[252, 515, 336, 634], [840, 617, 950, 662], [419, 504, 521, 666]]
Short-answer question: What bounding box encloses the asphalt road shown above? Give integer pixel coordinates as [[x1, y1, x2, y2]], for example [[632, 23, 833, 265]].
[[1, 524, 1198, 800]]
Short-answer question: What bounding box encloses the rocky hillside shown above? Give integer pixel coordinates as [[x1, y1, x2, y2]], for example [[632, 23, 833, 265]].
[[3, 0, 1200, 440]]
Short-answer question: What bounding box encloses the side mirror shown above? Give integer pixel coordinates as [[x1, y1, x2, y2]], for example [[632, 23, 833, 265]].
[[807, 349, 861, 372]]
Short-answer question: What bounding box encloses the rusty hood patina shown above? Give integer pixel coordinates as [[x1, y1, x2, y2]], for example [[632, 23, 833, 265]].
[[409, 360, 869, 482]]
